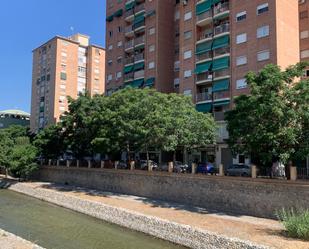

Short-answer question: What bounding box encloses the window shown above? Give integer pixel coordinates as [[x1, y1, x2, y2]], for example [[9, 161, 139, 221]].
[[148, 61, 155, 69], [117, 41, 123, 48], [236, 11, 246, 22], [107, 74, 113, 81], [61, 52, 67, 57], [174, 78, 180, 86], [149, 44, 155, 52], [116, 71, 122, 79], [184, 70, 192, 78], [257, 3, 269, 15], [60, 72, 67, 80], [108, 44, 113, 50], [184, 31, 192, 40], [300, 30, 309, 39], [257, 50, 270, 61], [184, 50, 192, 59], [301, 49, 309, 58], [236, 56, 247, 66], [236, 78, 247, 89], [175, 10, 180, 20], [184, 11, 192, 21], [149, 27, 155, 35], [257, 25, 269, 38], [236, 33, 247, 44], [300, 11, 308, 19], [183, 89, 192, 96]]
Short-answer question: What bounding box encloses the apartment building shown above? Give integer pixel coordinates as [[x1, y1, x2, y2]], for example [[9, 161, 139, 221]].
[[106, 0, 300, 167], [299, 0, 309, 74], [30, 34, 105, 133]]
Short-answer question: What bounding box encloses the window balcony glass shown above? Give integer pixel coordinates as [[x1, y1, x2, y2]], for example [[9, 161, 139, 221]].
[[214, 23, 230, 36], [213, 90, 230, 100], [196, 92, 212, 103], [196, 72, 213, 83], [214, 2, 229, 16]]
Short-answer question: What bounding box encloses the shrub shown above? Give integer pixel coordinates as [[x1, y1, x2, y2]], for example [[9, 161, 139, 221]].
[[276, 208, 309, 241]]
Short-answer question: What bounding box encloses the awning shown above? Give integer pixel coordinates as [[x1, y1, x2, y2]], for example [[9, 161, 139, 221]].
[[196, 41, 212, 55], [124, 65, 134, 74], [212, 56, 229, 71], [196, 0, 211, 15], [114, 9, 123, 17], [212, 0, 223, 5], [212, 79, 230, 92], [213, 100, 230, 107], [133, 61, 144, 71], [106, 15, 114, 22], [212, 35, 229, 50], [213, 12, 230, 20], [133, 13, 145, 25], [130, 78, 144, 88], [125, 1, 136, 11], [145, 77, 155, 87], [195, 61, 212, 74], [196, 103, 212, 113]]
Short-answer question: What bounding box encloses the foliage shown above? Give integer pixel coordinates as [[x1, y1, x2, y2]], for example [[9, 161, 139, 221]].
[[35, 88, 216, 160], [276, 208, 309, 241], [33, 125, 65, 159], [225, 63, 309, 166], [0, 125, 38, 179]]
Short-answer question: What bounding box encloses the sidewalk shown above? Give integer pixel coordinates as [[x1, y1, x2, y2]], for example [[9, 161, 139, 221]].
[[19, 181, 307, 249]]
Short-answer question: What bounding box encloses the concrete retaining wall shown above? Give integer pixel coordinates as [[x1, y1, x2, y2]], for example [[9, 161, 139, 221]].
[[37, 166, 309, 218]]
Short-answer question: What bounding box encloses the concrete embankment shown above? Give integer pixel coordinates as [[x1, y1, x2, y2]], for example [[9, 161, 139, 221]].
[[0, 228, 45, 249], [1, 179, 270, 249]]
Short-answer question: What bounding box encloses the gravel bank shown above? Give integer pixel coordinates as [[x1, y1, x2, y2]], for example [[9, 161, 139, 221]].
[[0, 228, 45, 249], [2, 180, 270, 249]]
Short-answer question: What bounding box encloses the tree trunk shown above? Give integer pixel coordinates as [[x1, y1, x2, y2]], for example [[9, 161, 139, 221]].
[[173, 151, 176, 164], [126, 141, 130, 166], [5, 168, 8, 178], [146, 145, 150, 169]]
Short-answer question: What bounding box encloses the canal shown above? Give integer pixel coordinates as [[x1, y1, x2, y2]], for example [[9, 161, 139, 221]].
[[0, 189, 187, 249]]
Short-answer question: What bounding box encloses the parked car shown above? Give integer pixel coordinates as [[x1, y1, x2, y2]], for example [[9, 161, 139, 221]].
[[117, 160, 129, 169], [174, 161, 189, 173], [226, 164, 251, 177], [138, 160, 158, 170]]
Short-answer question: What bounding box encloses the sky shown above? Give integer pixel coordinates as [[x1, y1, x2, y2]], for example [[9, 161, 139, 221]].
[[0, 0, 106, 113]]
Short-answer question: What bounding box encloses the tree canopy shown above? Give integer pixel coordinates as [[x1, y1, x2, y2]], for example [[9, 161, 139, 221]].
[[225, 63, 309, 167], [35, 88, 217, 160]]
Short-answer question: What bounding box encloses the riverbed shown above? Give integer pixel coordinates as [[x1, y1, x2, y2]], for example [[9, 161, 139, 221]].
[[0, 189, 187, 249]]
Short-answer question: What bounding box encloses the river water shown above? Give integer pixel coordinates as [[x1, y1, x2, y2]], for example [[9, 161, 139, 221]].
[[0, 190, 187, 249]]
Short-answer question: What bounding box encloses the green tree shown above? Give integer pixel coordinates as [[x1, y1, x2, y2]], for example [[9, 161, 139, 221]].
[[34, 125, 65, 159], [225, 63, 309, 167]]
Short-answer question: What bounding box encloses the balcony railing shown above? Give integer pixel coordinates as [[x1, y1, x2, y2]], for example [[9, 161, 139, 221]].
[[214, 2, 229, 16], [124, 57, 134, 65], [134, 53, 144, 62], [214, 68, 230, 78], [125, 40, 134, 50], [135, 35, 145, 46], [196, 10, 212, 22], [134, 70, 145, 79], [196, 51, 212, 62], [124, 72, 134, 81], [125, 8, 134, 18], [197, 30, 213, 41], [125, 26, 133, 34], [135, 3, 145, 13], [196, 92, 212, 102], [214, 23, 230, 36], [133, 21, 145, 30], [213, 90, 230, 100], [196, 72, 213, 82], [214, 111, 225, 121], [213, 46, 230, 57]]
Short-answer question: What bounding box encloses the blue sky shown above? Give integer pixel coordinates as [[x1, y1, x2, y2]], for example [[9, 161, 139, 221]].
[[0, 0, 106, 113]]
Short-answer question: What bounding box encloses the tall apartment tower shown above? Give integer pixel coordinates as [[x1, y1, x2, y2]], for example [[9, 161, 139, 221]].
[[30, 34, 105, 133], [105, 0, 176, 94], [105, 0, 300, 166], [299, 0, 309, 72]]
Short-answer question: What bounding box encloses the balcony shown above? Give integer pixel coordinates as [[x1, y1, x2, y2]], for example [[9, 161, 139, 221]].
[[124, 72, 134, 82], [124, 57, 134, 65], [125, 40, 134, 50], [134, 53, 144, 62], [135, 3, 145, 14], [196, 92, 212, 103], [134, 70, 145, 79], [213, 90, 230, 100], [196, 72, 213, 83], [196, 51, 212, 62], [214, 23, 230, 37], [196, 10, 212, 27], [135, 35, 145, 46], [213, 2, 229, 17], [213, 46, 230, 58], [214, 68, 230, 79], [134, 21, 145, 32], [197, 30, 213, 42], [125, 8, 134, 19], [125, 26, 134, 37]]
